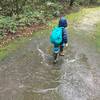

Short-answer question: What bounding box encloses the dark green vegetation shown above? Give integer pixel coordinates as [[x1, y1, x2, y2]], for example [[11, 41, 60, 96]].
[[0, 0, 100, 36]]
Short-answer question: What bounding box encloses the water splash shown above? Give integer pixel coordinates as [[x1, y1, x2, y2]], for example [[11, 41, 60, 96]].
[[32, 87, 58, 94], [37, 46, 49, 66]]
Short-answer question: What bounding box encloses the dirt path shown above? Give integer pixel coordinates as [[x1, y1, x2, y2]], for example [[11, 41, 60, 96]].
[[63, 9, 100, 100], [0, 9, 100, 100], [74, 10, 100, 32]]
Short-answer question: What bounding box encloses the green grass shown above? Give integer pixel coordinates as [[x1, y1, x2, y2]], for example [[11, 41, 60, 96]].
[[0, 37, 30, 60], [94, 22, 100, 52], [67, 7, 100, 22], [48, 7, 100, 29]]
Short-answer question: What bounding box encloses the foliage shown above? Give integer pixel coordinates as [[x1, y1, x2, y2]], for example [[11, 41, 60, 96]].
[[0, 0, 27, 16], [0, 0, 100, 36], [0, 16, 17, 34], [0, 1, 64, 36]]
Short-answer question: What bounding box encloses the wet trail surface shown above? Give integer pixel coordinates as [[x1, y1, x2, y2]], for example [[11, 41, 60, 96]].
[[0, 10, 100, 100]]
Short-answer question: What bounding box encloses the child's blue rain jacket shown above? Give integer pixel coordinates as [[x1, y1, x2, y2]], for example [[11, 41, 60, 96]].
[[59, 17, 68, 44]]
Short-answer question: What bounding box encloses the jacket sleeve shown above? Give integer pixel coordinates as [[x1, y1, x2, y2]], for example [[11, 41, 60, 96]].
[[62, 28, 68, 44]]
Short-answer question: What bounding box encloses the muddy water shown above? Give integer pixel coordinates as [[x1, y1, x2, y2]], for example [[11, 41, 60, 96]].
[[0, 12, 100, 100], [0, 32, 62, 100], [0, 30, 100, 100]]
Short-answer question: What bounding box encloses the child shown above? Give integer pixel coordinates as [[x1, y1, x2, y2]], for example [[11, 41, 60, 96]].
[[58, 16, 68, 56], [50, 16, 68, 62]]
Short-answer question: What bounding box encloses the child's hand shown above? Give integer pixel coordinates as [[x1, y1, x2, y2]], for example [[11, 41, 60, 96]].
[[65, 43, 68, 47]]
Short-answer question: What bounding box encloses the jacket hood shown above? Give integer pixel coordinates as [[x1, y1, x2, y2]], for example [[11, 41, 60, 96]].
[[58, 17, 67, 27]]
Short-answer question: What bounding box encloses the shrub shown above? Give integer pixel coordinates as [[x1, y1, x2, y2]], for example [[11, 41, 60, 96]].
[[45, 1, 63, 17], [0, 1, 66, 36], [0, 16, 17, 35]]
